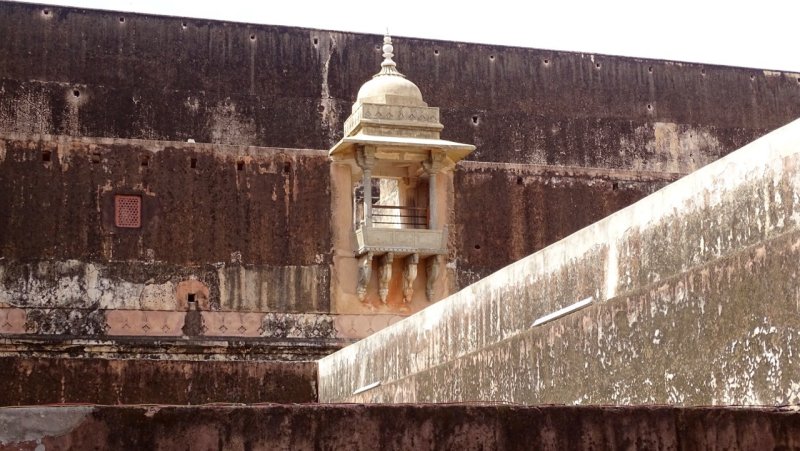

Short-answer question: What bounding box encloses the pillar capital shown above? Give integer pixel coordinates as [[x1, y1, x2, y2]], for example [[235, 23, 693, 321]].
[[355, 145, 377, 170], [422, 149, 447, 174]]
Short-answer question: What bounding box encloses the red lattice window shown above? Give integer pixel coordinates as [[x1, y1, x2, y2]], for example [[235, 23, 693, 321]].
[[114, 195, 141, 228]]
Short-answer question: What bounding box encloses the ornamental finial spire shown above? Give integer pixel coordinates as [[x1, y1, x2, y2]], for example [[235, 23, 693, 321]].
[[375, 34, 405, 78]]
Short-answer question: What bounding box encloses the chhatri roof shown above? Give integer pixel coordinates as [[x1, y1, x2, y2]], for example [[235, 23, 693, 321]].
[[329, 35, 474, 162]]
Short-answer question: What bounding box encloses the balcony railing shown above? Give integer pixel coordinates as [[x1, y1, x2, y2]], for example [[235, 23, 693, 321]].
[[370, 205, 428, 229]]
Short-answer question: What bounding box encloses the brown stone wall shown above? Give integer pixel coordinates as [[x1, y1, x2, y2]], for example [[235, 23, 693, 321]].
[[1, 2, 798, 167], [0, 135, 329, 267], [0, 134, 666, 320], [0, 357, 317, 405], [0, 405, 798, 450], [452, 162, 676, 285], [3, 2, 800, 344], [0, 135, 330, 314]]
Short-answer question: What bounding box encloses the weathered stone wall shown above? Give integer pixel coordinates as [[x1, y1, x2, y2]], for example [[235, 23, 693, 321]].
[[0, 135, 329, 270], [318, 119, 800, 405], [0, 405, 798, 450], [0, 135, 332, 339], [1, 2, 798, 348], [0, 357, 316, 405], [0, 1, 790, 297], [0, 133, 665, 344], [452, 161, 676, 286], [1, 2, 798, 167]]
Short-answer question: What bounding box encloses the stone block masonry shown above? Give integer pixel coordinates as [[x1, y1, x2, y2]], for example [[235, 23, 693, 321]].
[[0, 405, 798, 450], [318, 118, 800, 405]]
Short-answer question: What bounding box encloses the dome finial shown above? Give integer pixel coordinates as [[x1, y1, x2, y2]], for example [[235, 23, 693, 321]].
[[375, 34, 404, 78]]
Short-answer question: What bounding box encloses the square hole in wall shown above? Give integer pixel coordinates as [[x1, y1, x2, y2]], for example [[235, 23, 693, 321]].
[[114, 195, 142, 228]]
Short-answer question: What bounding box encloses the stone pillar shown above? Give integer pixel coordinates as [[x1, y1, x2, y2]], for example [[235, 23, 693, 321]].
[[423, 150, 446, 230], [356, 146, 376, 228]]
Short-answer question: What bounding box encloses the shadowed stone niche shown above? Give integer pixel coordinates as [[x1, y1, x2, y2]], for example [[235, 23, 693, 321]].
[[329, 36, 474, 315]]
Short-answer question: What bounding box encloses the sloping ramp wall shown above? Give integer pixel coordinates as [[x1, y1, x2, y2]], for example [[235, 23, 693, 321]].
[[318, 118, 800, 405]]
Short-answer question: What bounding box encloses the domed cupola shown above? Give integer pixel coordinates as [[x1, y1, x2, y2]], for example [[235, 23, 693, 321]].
[[336, 35, 446, 140], [354, 36, 426, 108]]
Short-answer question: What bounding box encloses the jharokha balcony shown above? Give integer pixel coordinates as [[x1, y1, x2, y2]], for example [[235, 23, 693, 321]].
[[354, 204, 448, 257]]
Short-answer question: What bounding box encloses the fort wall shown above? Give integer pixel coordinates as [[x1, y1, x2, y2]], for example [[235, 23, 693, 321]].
[[2, 2, 799, 357], [1, 2, 798, 168]]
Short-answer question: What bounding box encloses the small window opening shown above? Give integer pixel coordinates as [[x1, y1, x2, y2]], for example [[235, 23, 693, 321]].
[[612, 182, 619, 191], [516, 176, 523, 185], [190, 157, 197, 168], [181, 21, 187, 29], [42, 150, 51, 162], [42, 9, 50, 16], [313, 37, 319, 45], [237, 161, 245, 171], [72, 89, 80, 97], [543, 59, 549, 65], [188, 293, 196, 304], [595, 62, 601, 69], [141, 155, 149, 167], [283, 162, 291, 173], [648, 66, 653, 73], [471, 115, 479, 125], [434, 49, 439, 55], [119, 17, 125, 23], [91, 153, 101, 164], [249, 34, 256, 41], [114, 195, 142, 228]]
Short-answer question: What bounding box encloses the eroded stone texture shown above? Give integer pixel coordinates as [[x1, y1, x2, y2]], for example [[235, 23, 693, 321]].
[[2, 2, 800, 355], [453, 162, 677, 286], [0, 133, 667, 336], [0, 135, 333, 345], [318, 119, 800, 405], [0, 405, 798, 450], [0, 3, 798, 167], [0, 357, 317, 405], [0, 135, 330, 268]]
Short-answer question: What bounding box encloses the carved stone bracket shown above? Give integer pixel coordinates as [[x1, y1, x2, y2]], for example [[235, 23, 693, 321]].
[[378, 252, 394, 304], [355, 145, 376, 170], [356, 252, 373, 302], [402, 253, 419, 304], [422, 149, 447, 174], [426, 255, 441, 302]]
